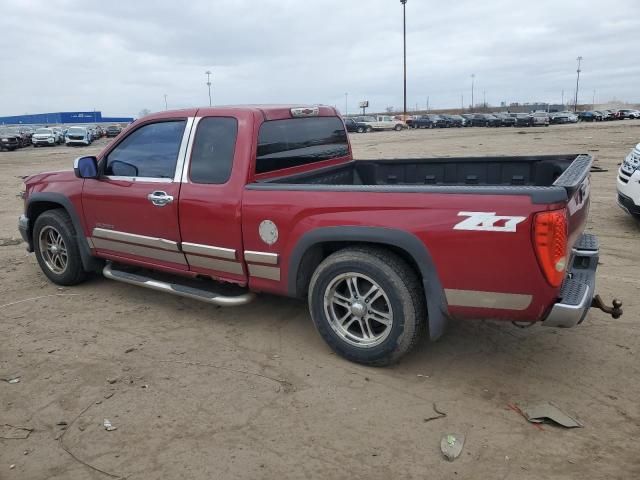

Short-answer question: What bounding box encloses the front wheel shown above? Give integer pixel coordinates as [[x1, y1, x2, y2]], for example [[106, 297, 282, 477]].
[[33, 209, 87, 286], [394, 124, 402, 131], [366, 126, 372, 133], [308, 247, 425, 366], [357, 127, 364, 133]]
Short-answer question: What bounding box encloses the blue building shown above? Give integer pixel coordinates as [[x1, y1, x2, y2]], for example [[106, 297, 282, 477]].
[[0, 111, 133, 125]]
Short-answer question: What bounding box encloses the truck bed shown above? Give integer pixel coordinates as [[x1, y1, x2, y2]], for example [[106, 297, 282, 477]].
[[252, 154, 592, 203]]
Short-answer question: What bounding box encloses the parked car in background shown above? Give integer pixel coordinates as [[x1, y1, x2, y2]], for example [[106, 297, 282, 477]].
[[617, 142, 640, 219], [617, 109, 640, 119], [65, 126, 92, 146], [343, 117, 370, 133], [550, 111, 578, 124], [51, 127, 64, 144], [530, 112, 550, 127], [601, 110, 617, 121], [510, 113, 533, 127], [32, 128, 58, 147], [105, 125, 122, 137], [0, 128, 22, 150], [355, 115, 405, 131], [442, 114, 465, 127], [493, 113, 517, 127], [461, 114, 474, 126], [471, 114, 501, 127], [413, 114, 451, 128], [579, 111, 602, 122]]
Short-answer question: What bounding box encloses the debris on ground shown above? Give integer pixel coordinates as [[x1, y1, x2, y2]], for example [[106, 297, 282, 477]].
[[106, 378, 117, 384], [590, 165, 609, 173], [424, 403, 447, 423], [0, 424, 33, 439], [8, 377, 20, 384], [520, 402, 583, 428], [441, 433, 465, 461], [124, 347, 136, 353], [103, 419, 117, 431]]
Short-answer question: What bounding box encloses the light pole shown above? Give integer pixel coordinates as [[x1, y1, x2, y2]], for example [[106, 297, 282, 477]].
[[400, 0, 407, 119], [561, 89, 564, 107], [164, 94, 168, 110], [205, 70, 213, 107], [471, 74, 475, 111], [574, 56, 582, 113], [344, 93, 348, 116]]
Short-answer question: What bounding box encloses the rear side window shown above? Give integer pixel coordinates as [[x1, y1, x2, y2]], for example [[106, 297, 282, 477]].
[[189, 117, 238, 184], [105, 120, 185, 178], [256, 117, 348, 174]]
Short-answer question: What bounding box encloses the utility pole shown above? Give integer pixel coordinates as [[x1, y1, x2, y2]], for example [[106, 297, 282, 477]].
[[574, 56, 582, 113], [561, 89, 564, 107], [205, 70, 213, 107], [164, 94, 168, 111], [426, 96, 429, 112], [471, 74, 475, 111], [400, 0, 407, 119], [483, 90, 486, 108], [344, 93, 348, 116], [592, 89, 596, 106]]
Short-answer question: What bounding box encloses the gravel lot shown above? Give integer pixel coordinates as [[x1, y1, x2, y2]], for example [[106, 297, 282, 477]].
[[1, 121, 639, 479]]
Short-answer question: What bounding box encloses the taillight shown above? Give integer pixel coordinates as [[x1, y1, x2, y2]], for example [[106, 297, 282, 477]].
[[533, 209, 568, 287]]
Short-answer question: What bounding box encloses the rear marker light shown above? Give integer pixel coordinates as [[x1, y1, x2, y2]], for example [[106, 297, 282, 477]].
[[533, 209, 568, 287]]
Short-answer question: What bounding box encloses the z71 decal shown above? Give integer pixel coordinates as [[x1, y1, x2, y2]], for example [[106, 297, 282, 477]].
[[454, 211, 526, 233]]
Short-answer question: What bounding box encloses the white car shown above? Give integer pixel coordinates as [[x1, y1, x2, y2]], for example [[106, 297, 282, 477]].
[[355, 115, 406, 131], [32, 128, 58, 147], [65, 126, 92, 146], [617, 142, 640, 219]]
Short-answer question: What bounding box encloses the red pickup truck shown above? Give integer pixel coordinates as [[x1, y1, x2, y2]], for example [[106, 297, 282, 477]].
[[18, 105, 622, 365]]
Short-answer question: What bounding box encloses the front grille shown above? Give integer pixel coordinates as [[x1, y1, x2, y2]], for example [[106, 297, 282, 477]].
[[68, 136, 84, 140]]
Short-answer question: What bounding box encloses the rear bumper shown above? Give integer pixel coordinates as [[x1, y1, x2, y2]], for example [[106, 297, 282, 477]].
[[543, 233, 599, 328]]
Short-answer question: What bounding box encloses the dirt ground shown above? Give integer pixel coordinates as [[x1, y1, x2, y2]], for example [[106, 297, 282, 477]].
[[1, 122, 639, 480]]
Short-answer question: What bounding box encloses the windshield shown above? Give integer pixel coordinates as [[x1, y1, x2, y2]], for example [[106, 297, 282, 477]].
[[36, 128, 52, 134], [68, 127, 86, 134]]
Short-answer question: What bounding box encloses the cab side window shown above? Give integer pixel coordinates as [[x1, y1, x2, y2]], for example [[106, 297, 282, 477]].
[[105, 120, 186, 178], [189, 117, 238, 184]]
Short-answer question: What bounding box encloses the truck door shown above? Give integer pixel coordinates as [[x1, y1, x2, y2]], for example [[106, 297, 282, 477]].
[[177, 114, 248, 285], [82, 117, 193, 271]]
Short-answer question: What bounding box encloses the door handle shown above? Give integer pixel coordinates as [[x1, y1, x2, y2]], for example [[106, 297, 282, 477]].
[[147, 191, 174, 207]]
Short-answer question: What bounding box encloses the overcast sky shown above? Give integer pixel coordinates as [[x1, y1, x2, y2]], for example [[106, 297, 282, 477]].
[[1, 0, 639, 117]]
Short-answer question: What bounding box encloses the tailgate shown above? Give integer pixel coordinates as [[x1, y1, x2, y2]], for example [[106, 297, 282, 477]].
[[553, 154, 592, 251]]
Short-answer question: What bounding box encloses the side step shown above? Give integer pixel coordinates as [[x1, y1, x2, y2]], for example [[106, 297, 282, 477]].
[[103, 263, 255, 307]]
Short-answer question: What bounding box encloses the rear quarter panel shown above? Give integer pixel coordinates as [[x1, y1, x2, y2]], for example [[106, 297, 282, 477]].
[[241, 189, 560, 322]]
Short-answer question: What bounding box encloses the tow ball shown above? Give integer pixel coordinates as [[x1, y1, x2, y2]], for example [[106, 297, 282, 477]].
[[591, 295, 623, 319]]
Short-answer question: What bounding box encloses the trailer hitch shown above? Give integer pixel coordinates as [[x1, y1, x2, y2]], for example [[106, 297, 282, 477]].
[[591, 295, 623, 319]]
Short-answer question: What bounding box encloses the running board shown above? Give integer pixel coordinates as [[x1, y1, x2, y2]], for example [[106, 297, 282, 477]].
[[103, 264, 255, 307]]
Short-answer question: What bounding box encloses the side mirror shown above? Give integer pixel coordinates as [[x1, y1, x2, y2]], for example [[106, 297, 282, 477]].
[[74, 156, 98, 179]]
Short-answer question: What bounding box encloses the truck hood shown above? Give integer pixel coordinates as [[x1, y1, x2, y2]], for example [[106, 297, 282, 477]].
[[25, 169, 76, 188]]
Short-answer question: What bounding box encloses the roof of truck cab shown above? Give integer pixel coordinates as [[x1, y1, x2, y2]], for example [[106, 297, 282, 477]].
[[139, 105, 339, 122]]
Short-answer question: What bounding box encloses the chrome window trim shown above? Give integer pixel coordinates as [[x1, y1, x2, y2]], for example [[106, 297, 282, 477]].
[[173, 117, 196, 183], [181, 242, 236, 260], [244, 251, 279, 265], [92, 227, 180, 252], [103, 176, 173, 183], [181, 116, 203, 183]]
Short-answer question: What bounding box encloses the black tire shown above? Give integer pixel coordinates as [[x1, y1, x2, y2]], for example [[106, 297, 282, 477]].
[[394, 124, 402, 131], [357, 127, 364, 133], [308, 247, 425, 366], [366, 126, 372, 133], [33, 209, 87, 286]]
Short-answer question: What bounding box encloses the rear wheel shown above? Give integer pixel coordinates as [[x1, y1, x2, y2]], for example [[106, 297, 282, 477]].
[[366, 126, 372, 133], [33, 210, 87, 286], [308, 247, 425, 366], [357, 126, 364, 133], [394, 124, 402, 131]]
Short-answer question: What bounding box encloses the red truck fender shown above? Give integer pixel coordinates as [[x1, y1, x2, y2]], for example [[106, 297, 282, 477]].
[[286, 226, 449, 340], [25, 192, 101, 272]]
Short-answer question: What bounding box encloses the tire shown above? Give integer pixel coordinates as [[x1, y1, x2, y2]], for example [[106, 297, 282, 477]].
[[357, 127, 364, 133], [394, 124, 402, 131], [33, 209, 87, 286], [308, 247, 425, 366], [366, 126, 372, 133]]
